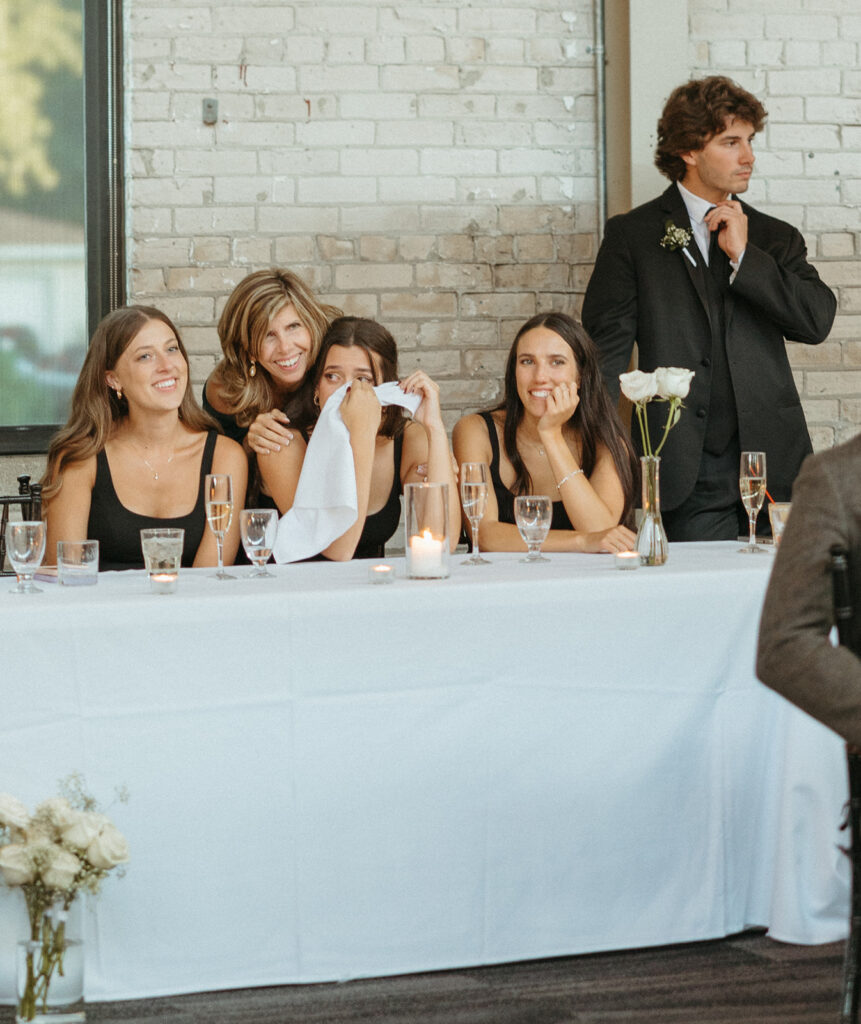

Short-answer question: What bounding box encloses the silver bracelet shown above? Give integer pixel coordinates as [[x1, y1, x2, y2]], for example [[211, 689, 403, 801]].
[[556, 468, 585, 490]]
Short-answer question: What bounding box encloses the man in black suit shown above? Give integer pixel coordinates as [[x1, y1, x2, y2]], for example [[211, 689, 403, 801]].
[[582, 76, 836, 541]]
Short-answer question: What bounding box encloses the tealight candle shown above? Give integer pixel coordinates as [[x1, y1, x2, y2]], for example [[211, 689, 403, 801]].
[[614, 550, 641, 570], [149, 571, 178, 594], [369, 564, 394, 584], [409, 529, 445, 578]]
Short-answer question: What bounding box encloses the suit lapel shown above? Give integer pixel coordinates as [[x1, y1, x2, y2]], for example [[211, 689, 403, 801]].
[[660, 186, 712, 325]]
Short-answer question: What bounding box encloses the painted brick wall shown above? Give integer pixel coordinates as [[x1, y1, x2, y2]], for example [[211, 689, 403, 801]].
[[689, 0, 861, 450], [126, 0, 598, 430], [125, 0, 861, 447]]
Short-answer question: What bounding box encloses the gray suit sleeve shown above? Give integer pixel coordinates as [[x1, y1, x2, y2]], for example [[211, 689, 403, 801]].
[[757, 452, 861, 744]]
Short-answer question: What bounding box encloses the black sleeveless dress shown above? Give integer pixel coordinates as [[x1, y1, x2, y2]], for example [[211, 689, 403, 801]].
[[310, 432, 404, 560], [87, 430, 218, 571], [480, 412, 573, 530]]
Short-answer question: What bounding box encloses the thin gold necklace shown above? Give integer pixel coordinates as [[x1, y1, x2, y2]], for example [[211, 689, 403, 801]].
[[128, 440, 176, 481], [518, 435, 546, 457]]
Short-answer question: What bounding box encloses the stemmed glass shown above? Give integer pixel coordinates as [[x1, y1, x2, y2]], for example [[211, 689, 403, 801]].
[[6, 521, 47, 594], [205, 474, 236, 579], [240, 509, 278, 578], [460, 462, 490, 565], [739, 451, 767, 554], [514, 495, 552, 563]]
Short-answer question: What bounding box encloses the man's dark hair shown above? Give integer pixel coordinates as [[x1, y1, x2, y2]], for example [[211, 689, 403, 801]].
[[655, 76, 767, 182]]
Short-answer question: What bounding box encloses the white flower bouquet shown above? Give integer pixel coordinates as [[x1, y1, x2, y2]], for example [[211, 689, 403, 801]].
[[0, 775, 129, 1021], [619, 367, 695, 457]]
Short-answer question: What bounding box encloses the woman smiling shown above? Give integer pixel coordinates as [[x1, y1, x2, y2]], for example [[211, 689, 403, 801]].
[[452, 312, 637, 554], [42, 306, 247, 571]]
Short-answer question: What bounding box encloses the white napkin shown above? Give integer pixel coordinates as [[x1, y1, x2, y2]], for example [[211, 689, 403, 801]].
[[271, 381, 421, 563]]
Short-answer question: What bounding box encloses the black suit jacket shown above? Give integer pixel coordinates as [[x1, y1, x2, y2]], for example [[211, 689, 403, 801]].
[[581, 184, 836, 510]]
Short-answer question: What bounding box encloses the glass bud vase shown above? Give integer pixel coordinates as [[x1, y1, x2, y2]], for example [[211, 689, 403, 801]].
[[16, 908, 85, 1023], [636, 455, 668, 566]]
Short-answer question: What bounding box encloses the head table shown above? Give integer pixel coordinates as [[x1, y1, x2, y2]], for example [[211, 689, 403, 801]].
[[0, 542, 849, 1003]]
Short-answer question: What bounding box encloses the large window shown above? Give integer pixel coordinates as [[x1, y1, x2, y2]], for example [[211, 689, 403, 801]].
[[0, 0, 123, 455]]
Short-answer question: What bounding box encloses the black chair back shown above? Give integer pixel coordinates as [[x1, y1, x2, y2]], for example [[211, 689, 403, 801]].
[[0, 475, 43, 576]]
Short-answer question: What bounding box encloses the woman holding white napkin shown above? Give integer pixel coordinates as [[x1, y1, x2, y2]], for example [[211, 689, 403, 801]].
[[452, 312, 637, 554], [42, 306, 247, 570], [260, 316, 460, 560]]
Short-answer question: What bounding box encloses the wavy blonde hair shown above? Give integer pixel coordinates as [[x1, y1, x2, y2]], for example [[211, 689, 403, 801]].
[[42, 306, 214, 502], [214, 268, 342, 427]]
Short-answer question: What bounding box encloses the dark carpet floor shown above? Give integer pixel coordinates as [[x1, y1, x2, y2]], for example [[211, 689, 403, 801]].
[[76, 930, 845, 1024]]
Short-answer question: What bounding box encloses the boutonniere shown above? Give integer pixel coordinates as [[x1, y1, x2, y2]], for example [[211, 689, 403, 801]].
[[660, 220, 697, 267]]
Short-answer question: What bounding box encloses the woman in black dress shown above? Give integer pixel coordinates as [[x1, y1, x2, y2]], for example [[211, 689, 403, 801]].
[[259, 316, 460, 560], [452, 312, 637, 554], [43, 306, 247, 570], [203, 268, 341, 452]]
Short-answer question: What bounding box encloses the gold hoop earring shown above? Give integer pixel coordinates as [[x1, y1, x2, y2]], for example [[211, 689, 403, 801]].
[[249, 359, 257, 378], [313, 392, 320, 409]]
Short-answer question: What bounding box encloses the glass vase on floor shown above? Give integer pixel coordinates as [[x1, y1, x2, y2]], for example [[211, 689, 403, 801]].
[[636, 455, 668, 566], [16, 907, 85, 1023]]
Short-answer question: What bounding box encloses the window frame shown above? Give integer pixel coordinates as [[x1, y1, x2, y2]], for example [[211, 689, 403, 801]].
[[0, 0, 125, 456]]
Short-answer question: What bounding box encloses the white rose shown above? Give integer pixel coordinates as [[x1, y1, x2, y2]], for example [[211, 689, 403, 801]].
[[61, 811, 104, 852], [86, 824, 130, 870], [0, 843, 35, 886], [42, 847, 81, 892], [37, 798, 77, 830], [619, 370, 658, 404], [0, 794, 30, 831], [655, 366, 695, 400]]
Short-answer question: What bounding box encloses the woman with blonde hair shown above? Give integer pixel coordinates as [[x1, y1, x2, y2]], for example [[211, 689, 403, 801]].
[[43, 306, 247, 571], [203, 268, 341, 452]]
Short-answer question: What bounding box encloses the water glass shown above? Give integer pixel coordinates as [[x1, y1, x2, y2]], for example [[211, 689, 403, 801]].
[[57, 540, 99, 586], [6, 521, 46, 594], [768, 502, 792, 549], [240, 509, 278, 578], [140, 528, 184, 594], [514, 495, 552, 563]]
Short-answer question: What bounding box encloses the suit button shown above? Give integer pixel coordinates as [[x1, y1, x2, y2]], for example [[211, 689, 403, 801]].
[[701, 358, 711, 368], [697, 408, 707, 418]]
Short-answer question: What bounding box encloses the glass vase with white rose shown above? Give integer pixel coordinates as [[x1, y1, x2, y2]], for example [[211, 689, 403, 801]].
[[619, 366, 695, 566], [0, 775, 129, 1023]]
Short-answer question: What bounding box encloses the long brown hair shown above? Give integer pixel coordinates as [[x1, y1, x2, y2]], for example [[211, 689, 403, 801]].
[[42, 306, 213, 501], [307, 317, 405, 439], [214, 268, 341, 427], [655, 76, 767, 182], [491, 312, 638, 525]]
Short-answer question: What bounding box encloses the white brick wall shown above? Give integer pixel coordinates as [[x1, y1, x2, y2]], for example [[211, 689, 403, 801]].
[[123, 0, 859, 442], [688, 0, 861, 448], [126, 0, 595, 426]]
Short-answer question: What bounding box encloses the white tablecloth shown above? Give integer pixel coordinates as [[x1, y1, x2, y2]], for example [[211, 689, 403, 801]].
[[0, 542, 849, 1001]]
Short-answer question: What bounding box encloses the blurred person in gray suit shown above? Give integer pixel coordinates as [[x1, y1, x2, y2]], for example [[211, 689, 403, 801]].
[[757, 435, 861, 745]]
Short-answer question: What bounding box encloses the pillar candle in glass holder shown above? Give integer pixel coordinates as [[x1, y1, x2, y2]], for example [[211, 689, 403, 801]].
[[405, 482, 449, 579]]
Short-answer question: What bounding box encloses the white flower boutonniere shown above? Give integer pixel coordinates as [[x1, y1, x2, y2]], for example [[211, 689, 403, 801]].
[[660, 220, 697, 267]]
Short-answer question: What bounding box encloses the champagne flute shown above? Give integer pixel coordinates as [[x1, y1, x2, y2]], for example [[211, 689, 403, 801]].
[[739, 451, 767, 554], [514, 495, 552, 563], [205, 474, 236, 579], [240, 509, 278, 578], [6, 521, 47, 594], [460, 462, 490, 565]]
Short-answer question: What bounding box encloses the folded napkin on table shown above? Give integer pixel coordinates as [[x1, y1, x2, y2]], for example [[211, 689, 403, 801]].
[[271, 381, 421, 563]]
